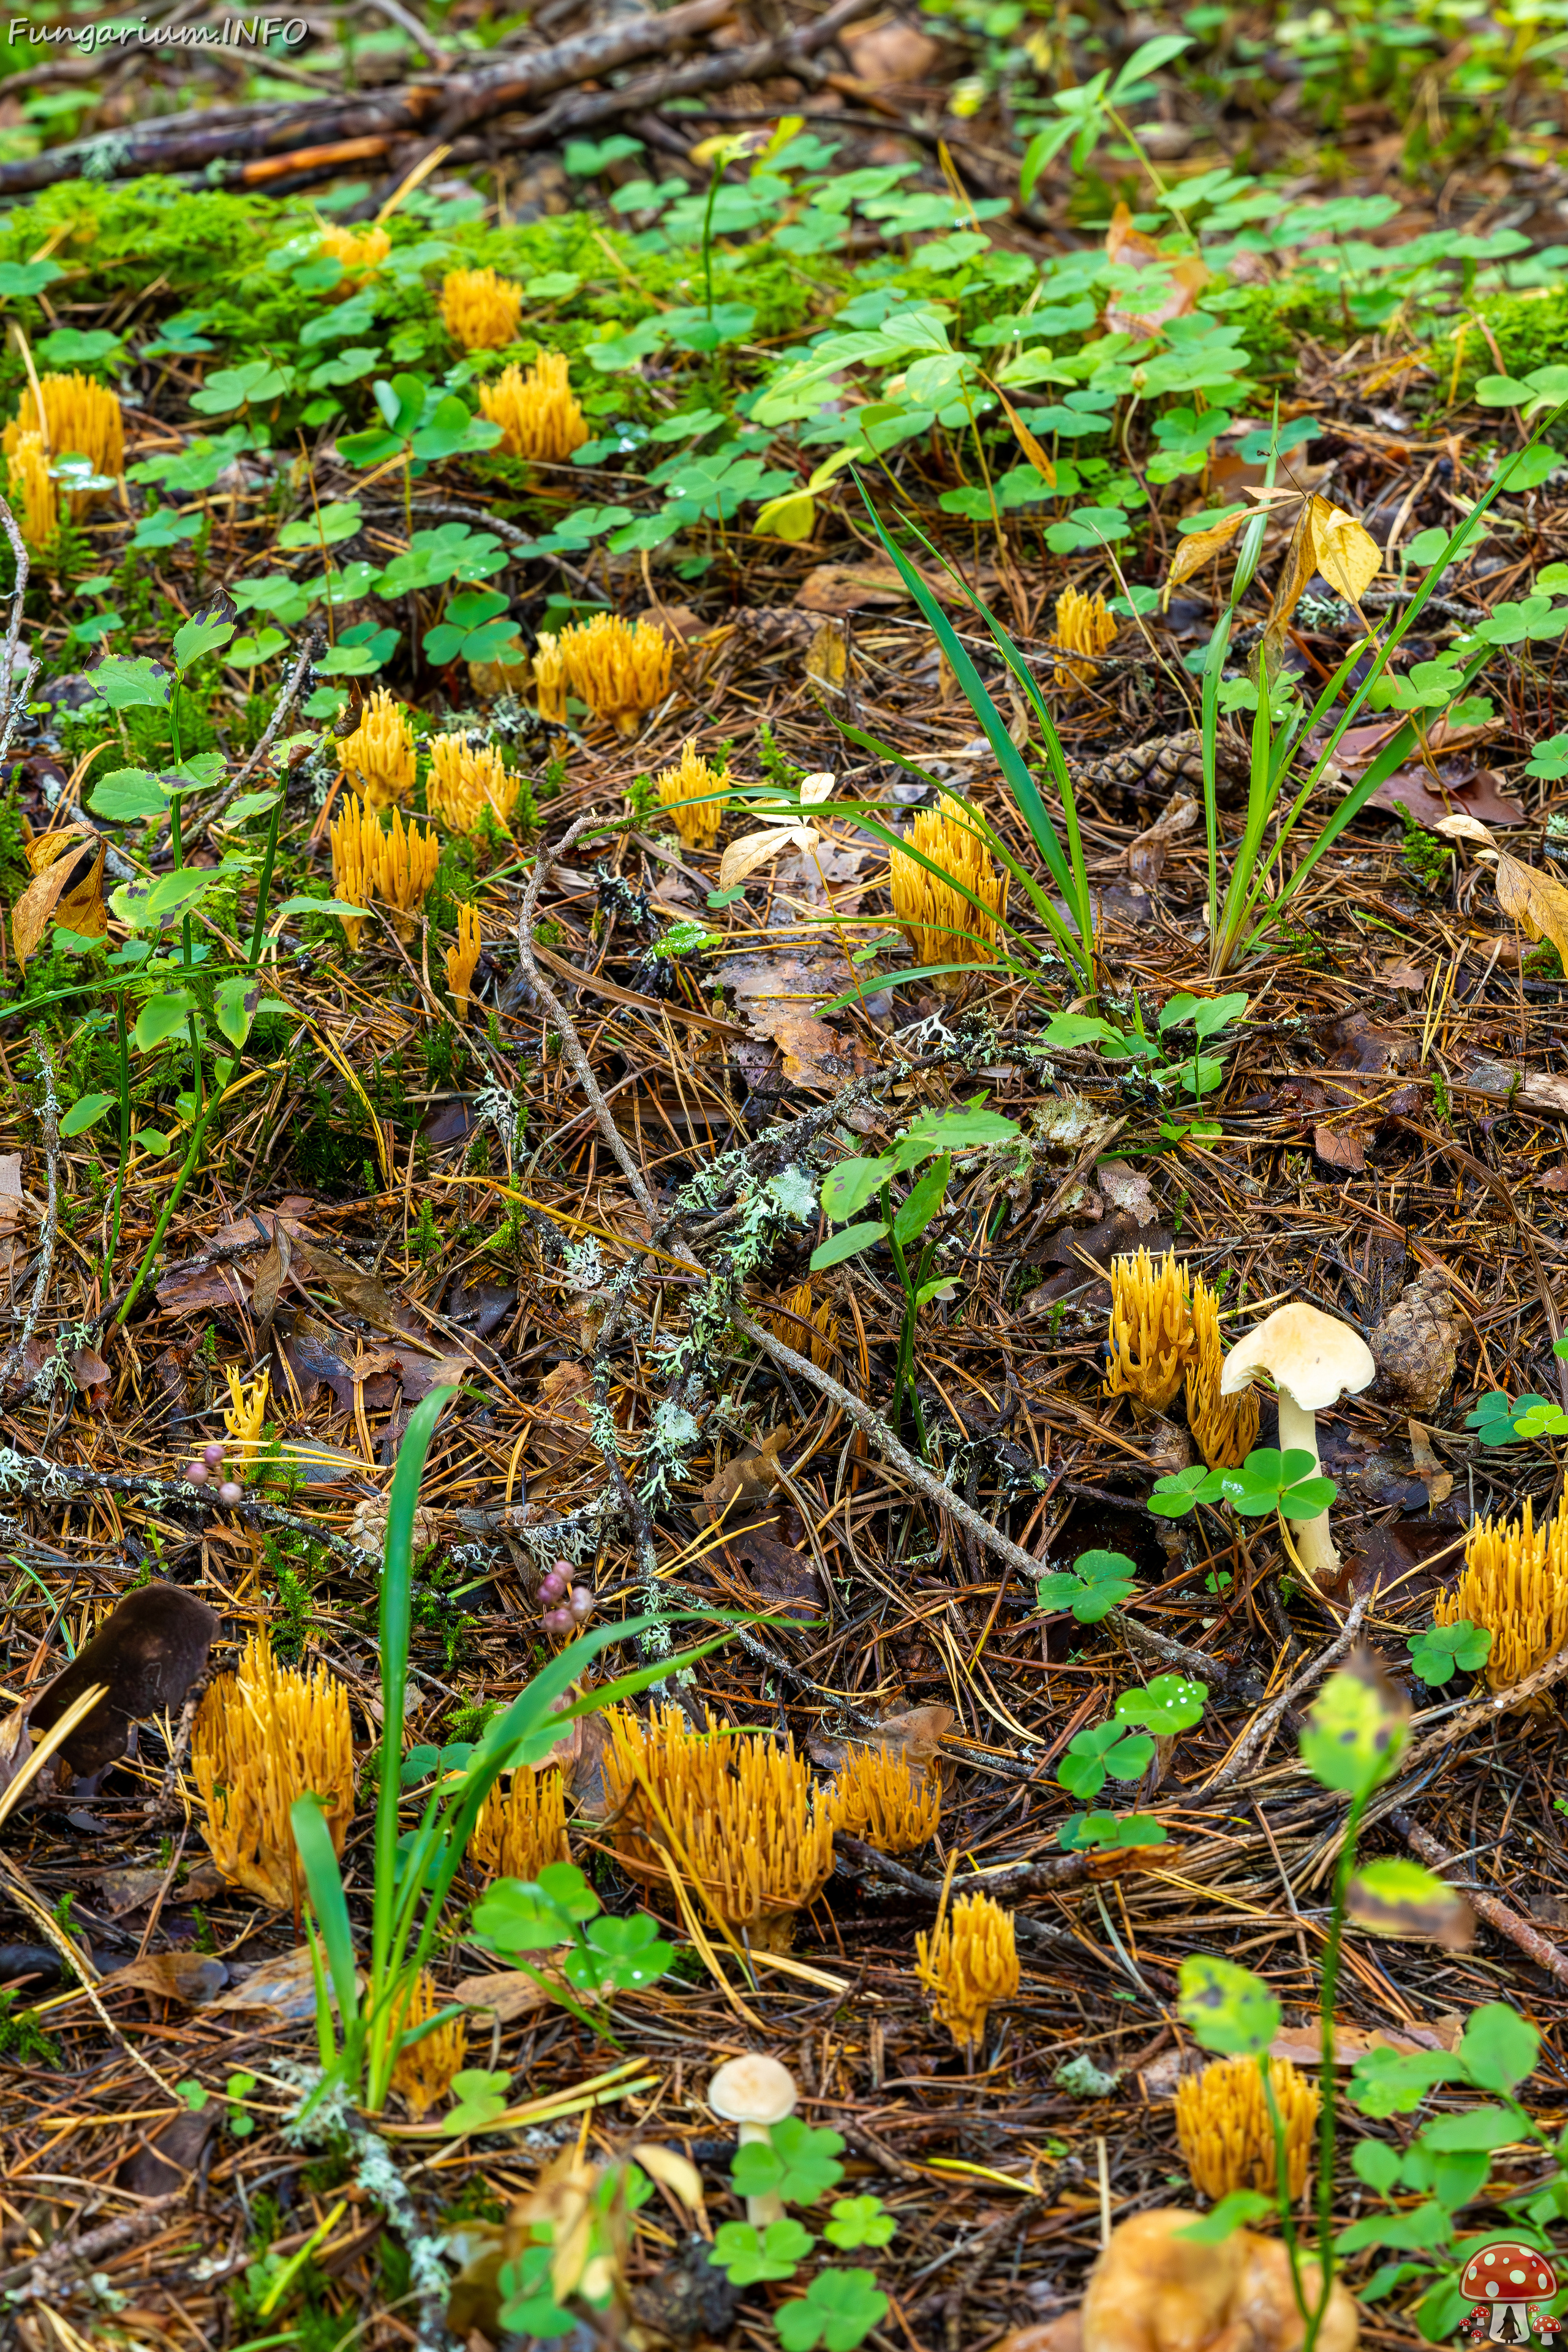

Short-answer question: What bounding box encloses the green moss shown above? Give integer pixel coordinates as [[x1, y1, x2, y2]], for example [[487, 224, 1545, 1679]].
[[1431, 286, 1568, 405]]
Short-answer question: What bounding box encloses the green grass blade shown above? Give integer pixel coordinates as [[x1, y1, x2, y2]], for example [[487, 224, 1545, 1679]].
[[849, 470, 1090, 986], [372, 1385, 456, 1991], [291, 1795, 360, 2034]]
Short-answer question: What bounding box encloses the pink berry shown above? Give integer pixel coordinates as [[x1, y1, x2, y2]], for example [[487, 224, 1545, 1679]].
[[542, 1606, 575, 1635], [218, 1481, 243, 1507], [186, 1461, 208, 1487], [570, 1588, 594, 1621], [202, 1442, 224, 1468], [539, 1568, 568, 1604]]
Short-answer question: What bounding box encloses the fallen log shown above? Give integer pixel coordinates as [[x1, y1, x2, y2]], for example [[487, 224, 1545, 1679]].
[[0, 0, 736, 195]]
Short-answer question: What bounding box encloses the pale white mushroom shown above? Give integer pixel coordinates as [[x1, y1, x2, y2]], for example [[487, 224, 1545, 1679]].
[[707, 2054, 798, 2228], [1219, 1302, 1375, 1586]]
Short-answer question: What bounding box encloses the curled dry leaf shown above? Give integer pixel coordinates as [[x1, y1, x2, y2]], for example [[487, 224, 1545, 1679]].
[[110, 1951, 230, 2005], [11, 823, 108, 967], [1161, 509, 1250, 607], [810, 1702, 955, 1776], [1306, 494, 1381, 607], [718, 824, 820, 891]]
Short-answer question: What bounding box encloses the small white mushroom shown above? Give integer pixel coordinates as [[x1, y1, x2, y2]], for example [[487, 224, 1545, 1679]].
[[1219, 1302, 1375, 1586], [707, 2053, 798, 2228]]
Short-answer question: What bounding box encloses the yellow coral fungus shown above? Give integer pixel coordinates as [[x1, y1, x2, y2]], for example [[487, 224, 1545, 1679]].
[[916, 1891, 1019, 2052], [1105, 1246, 1194, 1415], [655, 739, 728, 845], [604, 1708, 834, 1951], [478, 352, 588, 462], [330, 796, 441, 949], [1185, 1273, 1258, 1468], [533, 631, 567, 724], [1436, 1499, 1568, 1694], [1175, 2054, 1319, 2202], [388, 1967, 468, 2120], [192, 1630, 354, 1910], [318, 222, 391, 279], [768, 1279, 838, 1372], [427, 733, 518, 835], [6, 434, 55, 552], [446, 903, 483, 1022], [441, 265, 525, 350], [337, 687, 417, 812], [468, 1766, 570, 1885], [223, 1364, 271, 1477], [4, 374, 123, 504], [826, 1744, 939, 1854], [1050, 586, 1118, 688], [890, 795, 1008, 976], [555, 612, 673, 737]]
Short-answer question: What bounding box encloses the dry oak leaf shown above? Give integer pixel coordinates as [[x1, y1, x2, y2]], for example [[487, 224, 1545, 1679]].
[[719, 823, 820, 891], [810, 1703, 956, 1775], [1306, 494, 1381, 607], [1436, 812, 1568, 967], [11, 823, 107, 966]]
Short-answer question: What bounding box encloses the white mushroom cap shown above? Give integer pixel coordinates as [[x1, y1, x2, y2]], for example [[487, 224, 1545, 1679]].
[[707, 2054, 798, 2128], [1219, 1302, 1376, 1413]]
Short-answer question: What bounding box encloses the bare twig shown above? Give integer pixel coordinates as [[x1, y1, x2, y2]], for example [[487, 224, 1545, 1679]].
[[0, 1036, 59, 1399]]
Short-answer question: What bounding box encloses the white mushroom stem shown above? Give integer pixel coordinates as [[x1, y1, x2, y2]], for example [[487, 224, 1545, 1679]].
[[1276, 1386, 1338, 1585], [739, 2123, 785, 2230]]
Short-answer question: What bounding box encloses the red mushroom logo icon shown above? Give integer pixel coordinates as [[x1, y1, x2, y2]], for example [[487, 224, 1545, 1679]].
[[1458, 2245, 1559, 2343]]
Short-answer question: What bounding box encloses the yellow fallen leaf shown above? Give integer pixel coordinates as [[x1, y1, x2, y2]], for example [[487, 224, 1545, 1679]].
[[1307, 494, 1381, 607], [718, 824, 818, 891], [753, 488, 816, 542], [631, 2143, 706, 2215], [1161, 508, 1249, 608], [1494, 848, 1568, 967], [12, 824, 107, 967], [984, 377, 1056, 488]]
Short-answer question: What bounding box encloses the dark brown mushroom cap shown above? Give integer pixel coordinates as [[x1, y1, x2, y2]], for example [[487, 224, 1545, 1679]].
[[1460, 2247, 1558, 2299]]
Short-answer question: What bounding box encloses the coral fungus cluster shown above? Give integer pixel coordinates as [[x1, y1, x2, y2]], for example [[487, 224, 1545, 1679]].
[[890, 795, 1009, 973]]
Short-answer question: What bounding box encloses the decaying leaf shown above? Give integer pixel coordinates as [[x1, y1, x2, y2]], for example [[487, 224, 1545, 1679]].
[[1126, 793, 1199, 888], [718, 824, 820, 891], [1494, 846, 1568, 967], [209, 1945, 362, 2018], [31, 1583, 218, 1782], [1346, 1856, 1474, 1947], [1102, 201, 1207, 335], [810, 1703, 956, 1776], [805, 619, 848, 693], [110, 1951, 230, 2005], [986, 378, 1056, 487], [1306, 494, 1381, 608], [452, 1967, 564, 2021], [11, 823, 108, 967], [1161, 508, 1250, 607]]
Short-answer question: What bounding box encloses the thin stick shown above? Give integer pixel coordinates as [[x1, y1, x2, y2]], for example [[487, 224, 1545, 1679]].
[[0, 1033, 59, 1395]]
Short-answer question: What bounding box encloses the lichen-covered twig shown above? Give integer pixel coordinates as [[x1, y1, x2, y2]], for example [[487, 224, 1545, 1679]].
[[0, 1034, 59, 1398]]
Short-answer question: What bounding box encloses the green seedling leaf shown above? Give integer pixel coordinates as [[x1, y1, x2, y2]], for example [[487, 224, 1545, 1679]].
[[1175, 2191, 1274, 2242], [1057, 1720, 1153, 1799], [823, 2196, 896, 2251], [1178, 1953, 1281, 2057], [91, 655, 170, 710], [709, 2218, 813, 2285], [132, 989, 197, 1052], [442, 2067, 513, 2135], [774, 2268, 889, 2352], [1352, 2139, 1403, 2195], [61, 1092, 116, 1137], [892, 1153, 949, 1246], [1416, 2106, 1522, 2153], [172, 605, 237, 671], [89, 767, 168, 822], [1458, 2002, 1539, 2094], [1035, 1547, 1137, 1623], [896, 1102, 1022, 1153], [820, 1156, 891, 1222], [1148, 1463, 1221, 1517], [1336, 2201, 1453, 2253], [733, 2116, 846, 2207], [1299, 1657, 1408, 1797], [1346, 1858, 1472, 1946], [1114, 1672, 1208, 1735], [568, 1912, 673, 1991], [472, 1860, 601, 1951], [810, 1219, 887, 1271], [213, 975, 260, 1051], [1407, 1620, 1492, 1687], [1348, 2045, 1460, 2117]]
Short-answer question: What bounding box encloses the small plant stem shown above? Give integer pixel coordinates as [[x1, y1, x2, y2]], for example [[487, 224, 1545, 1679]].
[[1262, 2059, 1310, 2322], [104, 992, 129, 1281], [1306, 1785, 1370, 2352], [883, 1189, 930, 1458], [110, 1080, 223, 1333], [701, 158, 723, 320], [247, 792, 283, 969]]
